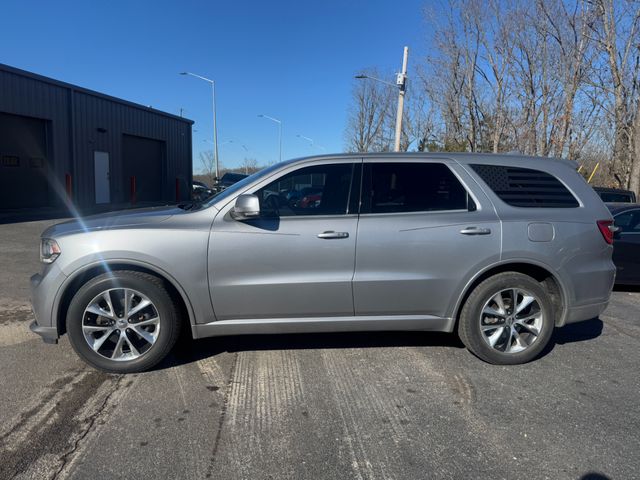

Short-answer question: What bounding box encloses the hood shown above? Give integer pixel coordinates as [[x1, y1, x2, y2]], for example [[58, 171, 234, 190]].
[[42, 205, 183, 238]]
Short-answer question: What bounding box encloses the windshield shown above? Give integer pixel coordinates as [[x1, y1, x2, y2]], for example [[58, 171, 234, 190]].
[[201, 163, 285, 208]]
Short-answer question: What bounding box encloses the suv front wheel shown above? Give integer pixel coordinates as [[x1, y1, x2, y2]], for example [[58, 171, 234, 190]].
[[458, 272, 555, 364], [66, 271, 181, 373]]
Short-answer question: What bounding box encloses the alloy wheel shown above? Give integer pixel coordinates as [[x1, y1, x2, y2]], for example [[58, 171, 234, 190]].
[[81, 288, 160, 361], [479, 288, 543, 354]]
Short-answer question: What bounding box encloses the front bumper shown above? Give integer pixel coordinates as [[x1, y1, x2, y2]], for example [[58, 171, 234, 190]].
[[30, 263, 67, 344], [29, 320, 58, 344]]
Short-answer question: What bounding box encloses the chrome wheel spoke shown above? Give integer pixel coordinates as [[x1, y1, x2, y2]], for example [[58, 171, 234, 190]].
[[482, 322, 504, 332], [82, 324, 112, 333], [487, 326, 505, 347], [91, 329, 115, 352], [133, 316, 159, 327], [111, 332, 126, 359], [492, 292, 507, 315], [124, 333, 141, 356], [127, 299, 152, 319], [515, 313, 540, 323], [510, 328, 526, 352], [515, 294, 536, 314], [123, 289, 132, 320], [82, 287, 160, 362], [131, 325, 156, 345], [86, 304, 115, 320], [515, 318, 541, 336], [504, 327, 514, 352], [483, 306, 505, 318], [102, 291, 116, 318]]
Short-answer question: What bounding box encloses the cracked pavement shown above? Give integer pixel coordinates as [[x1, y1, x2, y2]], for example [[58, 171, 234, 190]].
[[1, 218, 639, 480]]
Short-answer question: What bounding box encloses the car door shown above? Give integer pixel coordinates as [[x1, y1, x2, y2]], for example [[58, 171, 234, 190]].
[[208, 161, 361, 320], [352, 159, 501, 319], [613, 208, 640, 284]]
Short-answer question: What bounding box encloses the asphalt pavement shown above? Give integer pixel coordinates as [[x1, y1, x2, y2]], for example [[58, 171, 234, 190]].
[[0, 218, 638, 480]]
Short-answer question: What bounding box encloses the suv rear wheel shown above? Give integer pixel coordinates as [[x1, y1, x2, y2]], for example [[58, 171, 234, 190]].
[[458, 272, 555, 364], [66, 271, 180, 373]]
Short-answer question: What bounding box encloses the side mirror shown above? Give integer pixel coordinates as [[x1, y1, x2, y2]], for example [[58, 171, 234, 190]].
[[231, 194, 260, 220]]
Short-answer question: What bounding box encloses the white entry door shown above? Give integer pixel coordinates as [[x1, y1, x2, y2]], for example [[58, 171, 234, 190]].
[[94, 151, 110, 204]]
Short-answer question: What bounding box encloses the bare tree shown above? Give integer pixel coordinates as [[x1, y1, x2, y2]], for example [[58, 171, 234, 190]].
[[343, 0, 640, 194], [426, 4, 470, 152], [239, 157, 261, 175], [344, 70, 394, 152], [199, 150, 218, 186], [590, 0, 640, 193]]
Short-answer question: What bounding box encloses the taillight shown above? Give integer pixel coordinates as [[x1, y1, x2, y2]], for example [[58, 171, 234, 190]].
[[597, 220, 617, 245]]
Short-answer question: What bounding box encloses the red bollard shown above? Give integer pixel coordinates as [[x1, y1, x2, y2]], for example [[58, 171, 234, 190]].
[[130, 176, 136, 205], [65, 173, 72, 201]]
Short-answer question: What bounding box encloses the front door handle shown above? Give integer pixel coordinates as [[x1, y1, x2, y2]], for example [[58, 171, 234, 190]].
[[317, 231, 349, 239], [459, 227, 492, 235]]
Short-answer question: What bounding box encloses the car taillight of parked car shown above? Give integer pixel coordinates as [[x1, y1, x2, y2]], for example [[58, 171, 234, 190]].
[[597, 220, 617, 245]]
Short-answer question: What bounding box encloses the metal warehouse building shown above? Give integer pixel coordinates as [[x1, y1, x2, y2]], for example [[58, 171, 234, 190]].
[[0, 63, 193, 213]]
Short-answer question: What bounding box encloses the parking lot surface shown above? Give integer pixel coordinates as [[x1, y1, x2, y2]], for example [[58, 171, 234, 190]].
[[1, 218, 639, 480]]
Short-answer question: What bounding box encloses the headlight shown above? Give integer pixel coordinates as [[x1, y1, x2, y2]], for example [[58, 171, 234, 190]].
[[40, 238, 61, 264]]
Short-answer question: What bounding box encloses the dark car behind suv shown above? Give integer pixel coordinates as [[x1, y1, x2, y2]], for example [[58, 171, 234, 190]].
[[593, 187, 637, 203], [607, 203, 640, 285]]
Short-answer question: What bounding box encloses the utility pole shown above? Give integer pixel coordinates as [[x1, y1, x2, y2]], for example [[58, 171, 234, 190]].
[[355, 46, 409, 153], [394, 46, 409, 152]]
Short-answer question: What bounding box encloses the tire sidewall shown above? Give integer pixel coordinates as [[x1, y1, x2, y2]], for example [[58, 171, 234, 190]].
[[66, 272, 178, 373], [460, 273, 555, 364]]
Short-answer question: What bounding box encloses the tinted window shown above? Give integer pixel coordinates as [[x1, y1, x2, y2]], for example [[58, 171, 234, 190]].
[[600, 192, 634, 203], [362, 162, 472, 214], [614, 210, 640, 233], [471, 164, 579, 208], [256, 163, 354, 217]]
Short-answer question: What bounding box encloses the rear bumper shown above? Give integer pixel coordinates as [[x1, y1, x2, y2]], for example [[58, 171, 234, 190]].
[[563, 300, 609, 325]]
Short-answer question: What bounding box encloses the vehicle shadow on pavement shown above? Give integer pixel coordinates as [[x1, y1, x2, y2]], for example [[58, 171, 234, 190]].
[[158, 330, 466, 370], [156, 317, 604, 370], [613, 284, 640, 293], [539, 317, 604, 358]]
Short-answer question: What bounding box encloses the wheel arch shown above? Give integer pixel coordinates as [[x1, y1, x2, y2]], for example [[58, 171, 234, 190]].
[[53, 260, 195, 337], [452, 261, 568, 328]]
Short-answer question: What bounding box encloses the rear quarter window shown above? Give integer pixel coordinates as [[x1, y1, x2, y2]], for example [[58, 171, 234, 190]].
[[470, 164, 579, 208]]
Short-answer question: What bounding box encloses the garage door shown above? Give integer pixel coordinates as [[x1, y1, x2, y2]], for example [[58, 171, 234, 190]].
[[0, 112, 49, 210], [122, 134, 165, 203]]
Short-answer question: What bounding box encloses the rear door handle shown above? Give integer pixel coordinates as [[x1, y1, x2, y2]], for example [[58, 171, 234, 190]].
[[459, 227, 491, 235], [317, 231, 349, 239]]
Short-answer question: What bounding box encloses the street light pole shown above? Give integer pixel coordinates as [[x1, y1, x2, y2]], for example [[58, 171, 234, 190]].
[[180, 72, 220, 180], [354, 46, 409, 153], [258, 114, 282, 163], [297, 134, 326, 152]]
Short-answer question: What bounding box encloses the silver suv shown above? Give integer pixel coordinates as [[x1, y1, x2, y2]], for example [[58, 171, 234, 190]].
[[30, 153, 616, 372]]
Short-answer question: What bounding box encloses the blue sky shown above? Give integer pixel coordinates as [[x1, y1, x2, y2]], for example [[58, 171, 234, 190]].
[[0, 0, 427, 172]]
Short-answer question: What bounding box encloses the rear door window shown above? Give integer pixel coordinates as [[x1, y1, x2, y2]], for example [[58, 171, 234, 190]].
[[361, 162, 473, 214]]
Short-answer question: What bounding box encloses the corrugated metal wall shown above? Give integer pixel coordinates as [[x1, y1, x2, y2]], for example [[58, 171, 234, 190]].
[[0, 64, 193, 211]]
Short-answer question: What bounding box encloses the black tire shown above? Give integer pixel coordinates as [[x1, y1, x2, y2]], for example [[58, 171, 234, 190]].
[[458, 272, 555, 365], [66, 271, 181, 373]]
